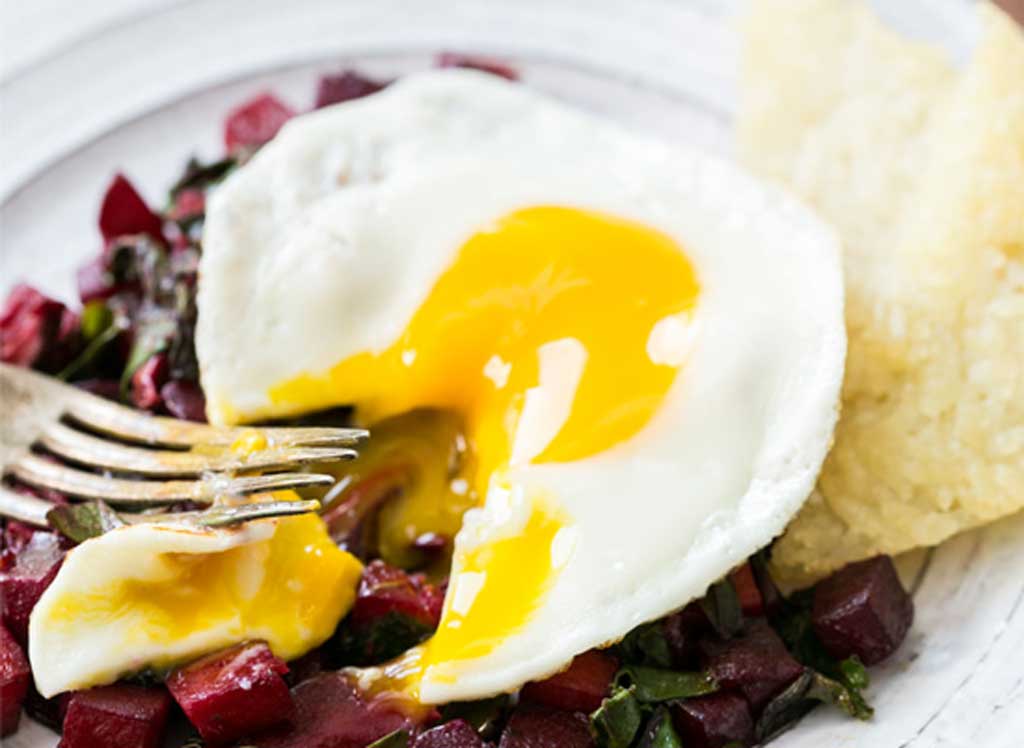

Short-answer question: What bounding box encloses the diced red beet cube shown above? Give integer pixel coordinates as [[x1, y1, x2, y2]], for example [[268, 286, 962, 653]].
[[251, 672, 414, 748], [60, 685, 171, 748], [698, 618, 805, 713], [415, 719, 487, 748], [0, 285, 80, 372], [0, 530, 65, 645], [0, 623, 31, 736], [436, 53, 519, 81], [812, 555, 913, 666], [74, 378, 122, 402], [98, 173, 165, 244], [169, 188, 206, 222], [520, 650, 619, 713], [130, 353, 169, 411], [670, 692, 753, 748], [352, 560, 445, 630], [314, 71, 387, 109], [167, 640, 293, 745], [662, 602, 709, 668], [2, 521, 39, 555], [224, 93, 295, 152], [160, 379, 207, 422], [499, 707, 593, 748], [729, 563, 764, 617]]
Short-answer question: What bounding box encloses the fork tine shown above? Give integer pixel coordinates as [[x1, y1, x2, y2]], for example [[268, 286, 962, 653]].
[[64, 390, 368, 448], [128, 499, 323, 527], [0, 485, 51, 526], [38, 422, 358, 477], [9, 453, 336, 505]]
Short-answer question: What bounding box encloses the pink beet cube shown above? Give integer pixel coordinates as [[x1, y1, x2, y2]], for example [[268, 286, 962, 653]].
[[224, 93, 294, 152], [520, 650, 619, 713], [499, 707, 594, 748], [670, 692, 754, 748], [0, 530, 65, 645], [352, 560, 445, 630], [314, 71, 387, 109], [0, 285, 81, 373], [415, 719, 487, 748], [167, 640, 293, 745], [698, 619, 805, 713], [251, 672, 414, 748], [0, 623, 31, 736], [812, 555, 913, 666], [60, 684, 171, 748], [98, 173, 165, 244]]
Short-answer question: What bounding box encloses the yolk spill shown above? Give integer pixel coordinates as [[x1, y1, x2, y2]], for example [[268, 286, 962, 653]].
[[47, 509, 362, 670], [418, 501, 564, 679], [269, 206, 700, 679]]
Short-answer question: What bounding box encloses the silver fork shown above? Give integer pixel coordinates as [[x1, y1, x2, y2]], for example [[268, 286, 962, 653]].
[[0, 362, 367, 529]]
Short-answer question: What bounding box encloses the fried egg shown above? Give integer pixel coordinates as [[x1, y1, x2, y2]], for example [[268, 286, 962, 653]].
[[193, 70, 845, 703], [30, 512, 362, 697]]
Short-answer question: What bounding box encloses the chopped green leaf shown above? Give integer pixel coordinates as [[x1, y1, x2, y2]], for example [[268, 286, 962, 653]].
[[636, 707, 683, 748], [755, 671, 817, 743], [840, 656, 870, 690], [590, 686, 643, 748], [700, 578, 743, 639], [330, 611, 433, 667], [81, 301, 114, 340], [617, 621, 672, 668], [439, 695, 509, 738], [121, 312, 177, 391], [169, 155, 238, 198], [46, 501, 124, 544], [807, 670, 873, 720], [57, 317, 125, 382], [614, 665, 718, 703], [367, 730, 410, 748]]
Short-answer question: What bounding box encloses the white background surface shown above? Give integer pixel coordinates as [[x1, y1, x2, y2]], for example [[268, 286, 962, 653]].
[[1, 1, 1023, 747]]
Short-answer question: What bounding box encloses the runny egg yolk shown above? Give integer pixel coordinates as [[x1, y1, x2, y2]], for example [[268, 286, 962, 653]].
[[45, 510, 362, 673], [271, 206, 699, 682]]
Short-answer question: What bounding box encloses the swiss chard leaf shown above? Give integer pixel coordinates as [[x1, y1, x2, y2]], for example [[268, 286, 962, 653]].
[[614, 665, 718, 703], [807, 670, 873, 720], [169, 155, 238, 199], [367, 730, 410, 748], [120, 310, 176, 391], [590, 686, 643, 748], [755, 666, 874, 743], [47, 500, 124, 543], [636, 707, 683, 748], [700, 579, 743, 639], [330, 611, 433, 667], [755, 670, 818, 743], [617, 621, 673, 668], [840, 655, 870, 690]]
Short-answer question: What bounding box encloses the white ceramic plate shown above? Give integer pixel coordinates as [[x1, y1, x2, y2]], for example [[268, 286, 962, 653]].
[[2, 1, 1022, 746]]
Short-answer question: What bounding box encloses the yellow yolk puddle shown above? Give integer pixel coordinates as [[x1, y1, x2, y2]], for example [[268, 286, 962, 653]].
[[419, 501, 564, 678], [47, 512, 362, 671], [270, 205, 700, 686]]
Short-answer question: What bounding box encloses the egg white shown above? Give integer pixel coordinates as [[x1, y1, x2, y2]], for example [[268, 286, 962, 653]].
[[195, 69, 845, 703]]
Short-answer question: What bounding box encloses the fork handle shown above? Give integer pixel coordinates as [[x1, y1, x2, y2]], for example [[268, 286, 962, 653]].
[[0, 486, 52, 527]]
